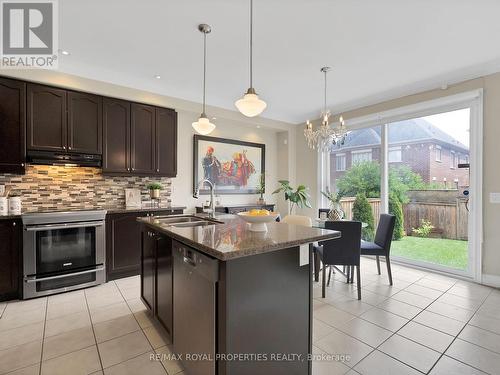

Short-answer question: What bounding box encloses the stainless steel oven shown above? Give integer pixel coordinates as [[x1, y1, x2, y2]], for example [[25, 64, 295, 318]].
[[22, 210, 106, 299]]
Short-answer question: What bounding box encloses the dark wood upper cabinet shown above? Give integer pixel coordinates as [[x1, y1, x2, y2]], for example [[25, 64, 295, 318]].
[[67, 92, 102, 154], [0, 219, 21, 301], [27, 84, 67, 152], [102, 98, 130, 174], [0, 78, 26, 174], [156, 107, 177, 177], [131, 103, 156, 175]]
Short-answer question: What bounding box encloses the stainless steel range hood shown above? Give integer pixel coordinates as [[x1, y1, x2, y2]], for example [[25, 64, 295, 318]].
[[27, 150, 102, 167]]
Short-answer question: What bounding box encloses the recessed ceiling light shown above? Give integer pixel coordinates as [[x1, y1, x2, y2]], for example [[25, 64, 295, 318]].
[[154, 75, 161, 79], [60, 50, 70, 56], [256, 125, 261, 129]]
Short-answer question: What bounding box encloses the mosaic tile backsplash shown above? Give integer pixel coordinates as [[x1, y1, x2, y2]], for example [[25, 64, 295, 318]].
[[0, 165, 172, 212]]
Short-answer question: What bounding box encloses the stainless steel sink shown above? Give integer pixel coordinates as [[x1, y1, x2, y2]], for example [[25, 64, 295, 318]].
[[171, 221, 218, 228], [153, 215, 223, 227], [155, 216, 206, 224]]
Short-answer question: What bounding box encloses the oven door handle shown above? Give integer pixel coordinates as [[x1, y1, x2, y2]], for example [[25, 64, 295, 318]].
[[24, 265, 105, 283], [25, 221, 104, 231]]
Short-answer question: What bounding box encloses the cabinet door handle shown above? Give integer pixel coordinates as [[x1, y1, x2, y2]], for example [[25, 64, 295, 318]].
[[63, 146, 66, 150], [12, 222, 16, 226], [68, 146, 72, 150], [21, 163, 25, 167], [131, 168, 135, 171], [156, 168, 159, 172]]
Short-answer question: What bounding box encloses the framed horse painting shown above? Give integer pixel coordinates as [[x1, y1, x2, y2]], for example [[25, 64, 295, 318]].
[[193, 135, 265, 195]]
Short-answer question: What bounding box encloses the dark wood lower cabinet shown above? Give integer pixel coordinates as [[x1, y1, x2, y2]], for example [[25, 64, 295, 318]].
[[156, 235, 173, 335], [106, 209, 183, 281], [0, 219, 22, 301], [141, 229, 157, 312]]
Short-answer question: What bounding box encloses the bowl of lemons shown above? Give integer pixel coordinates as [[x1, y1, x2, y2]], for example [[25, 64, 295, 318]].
[[237, 209, 280, 232]]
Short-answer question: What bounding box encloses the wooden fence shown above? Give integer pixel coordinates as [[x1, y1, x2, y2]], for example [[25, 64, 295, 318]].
[[340, 191, 468, 240], [403, 199, 468, 240], [340, 197, 381, 229]]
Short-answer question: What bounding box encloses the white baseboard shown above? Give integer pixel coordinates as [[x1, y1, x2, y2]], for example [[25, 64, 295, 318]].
[[481, 274, 500, 288]]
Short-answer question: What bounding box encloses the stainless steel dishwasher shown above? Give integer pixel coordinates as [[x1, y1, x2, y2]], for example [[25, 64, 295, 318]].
[[173, 240, 219, 375]]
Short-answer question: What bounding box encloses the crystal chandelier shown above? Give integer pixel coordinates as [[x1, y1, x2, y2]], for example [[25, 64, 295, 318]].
[[304, 67, 346, 152]]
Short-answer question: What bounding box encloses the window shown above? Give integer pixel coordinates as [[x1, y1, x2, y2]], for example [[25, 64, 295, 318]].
[[450, 151, 456, 169], [335, 154, 346, 171], [435, 145, 442, 162], [351, 149, 372, 164], [388, 146, 402, 162]]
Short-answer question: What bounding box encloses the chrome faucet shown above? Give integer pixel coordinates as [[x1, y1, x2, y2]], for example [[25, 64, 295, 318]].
[[193, 179, 215, 218]]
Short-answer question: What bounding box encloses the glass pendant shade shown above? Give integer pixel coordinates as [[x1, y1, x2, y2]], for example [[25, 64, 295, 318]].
[[235, 89, 267, 117], [192, 114, 215, 135]]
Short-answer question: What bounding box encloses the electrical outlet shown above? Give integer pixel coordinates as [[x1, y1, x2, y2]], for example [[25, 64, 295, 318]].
[[490, 192, 500, 203]]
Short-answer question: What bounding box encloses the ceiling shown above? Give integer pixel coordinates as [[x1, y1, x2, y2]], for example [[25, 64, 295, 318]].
[[58, 0, 500, 124]]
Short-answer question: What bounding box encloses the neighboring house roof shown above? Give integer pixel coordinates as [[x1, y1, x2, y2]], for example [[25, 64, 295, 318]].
[[336, 118, 469, 152]]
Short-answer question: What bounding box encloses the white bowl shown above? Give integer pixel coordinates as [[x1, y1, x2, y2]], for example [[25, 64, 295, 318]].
[[237, 211, 280, 232]]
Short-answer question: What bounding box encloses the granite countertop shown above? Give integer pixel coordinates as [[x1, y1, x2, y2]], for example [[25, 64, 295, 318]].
[[138, 213, 340, 261], [0, 205, 186, 220], [105, 206, 186, 214]]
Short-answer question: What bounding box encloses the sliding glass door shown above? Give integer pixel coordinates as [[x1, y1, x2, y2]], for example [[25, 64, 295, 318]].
[[321, 91, 482, 279], [387, 109, 470, 273]]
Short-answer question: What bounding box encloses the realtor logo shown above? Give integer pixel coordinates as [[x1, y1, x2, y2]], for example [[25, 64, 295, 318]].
[[1, 0, 58, 68]]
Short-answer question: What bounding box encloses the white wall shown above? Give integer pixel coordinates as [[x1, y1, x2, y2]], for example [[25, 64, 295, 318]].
[[173, 110, 279, 213], [0, 70, 294, 214]]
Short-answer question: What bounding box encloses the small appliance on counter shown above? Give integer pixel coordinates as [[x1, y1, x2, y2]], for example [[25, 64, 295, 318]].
[[22, 210, 106, 299], [8, 196, 21, 215], [125, 188, 141, 208]]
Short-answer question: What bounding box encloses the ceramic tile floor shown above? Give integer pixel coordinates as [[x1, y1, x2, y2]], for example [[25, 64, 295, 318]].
[[312, 257, 500, 375], [0, 277, 183, 375], [0, 257, 499, 374]]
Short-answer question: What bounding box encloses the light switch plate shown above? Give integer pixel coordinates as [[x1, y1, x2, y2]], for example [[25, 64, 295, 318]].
[[299, 244, 309, 267], [490, 192, 500, 203]]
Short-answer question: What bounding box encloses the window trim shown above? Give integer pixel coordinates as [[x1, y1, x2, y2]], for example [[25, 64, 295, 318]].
[[351, 149, 373, 164], [388, 146, 402, 163], [435, 145, 442, 162], [319, 89, 482, 282], [335, 153, 346, 171]]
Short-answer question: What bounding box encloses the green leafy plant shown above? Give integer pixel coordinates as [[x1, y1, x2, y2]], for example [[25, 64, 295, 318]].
[[389, 193, 405, 240], [272, 180, 311, 214], [321, 187, 344, 206], [337, 162, 425, 204], [147, 182, 162, 190], [257, 174, 265, 199], [352, 193, 375, 241], [412, 219, 434, 238]]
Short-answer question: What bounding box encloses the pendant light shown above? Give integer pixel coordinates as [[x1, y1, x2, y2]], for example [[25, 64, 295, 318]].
[[235, 0, 267, 117], [192, 24, 216, 135]]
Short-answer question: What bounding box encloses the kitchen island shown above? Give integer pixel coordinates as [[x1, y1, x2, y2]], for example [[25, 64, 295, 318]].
[[138, 213, 340, 375]]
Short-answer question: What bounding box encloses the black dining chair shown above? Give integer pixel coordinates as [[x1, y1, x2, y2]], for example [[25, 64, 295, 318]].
[[314, 221, 362, 300], [360, 214, 396, 285]]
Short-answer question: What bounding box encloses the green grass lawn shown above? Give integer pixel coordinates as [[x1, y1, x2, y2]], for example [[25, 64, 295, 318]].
[[391, 236, 468, 270]]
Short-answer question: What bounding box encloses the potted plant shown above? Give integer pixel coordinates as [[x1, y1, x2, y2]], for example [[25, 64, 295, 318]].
[[257, 174, 266, 204], [272, 180, 311, 214], [321, 187, 345, 220], [147, 182, 162, 199]]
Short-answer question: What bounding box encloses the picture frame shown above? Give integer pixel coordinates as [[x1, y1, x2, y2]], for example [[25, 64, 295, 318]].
[[193, 135, 265, 195]]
